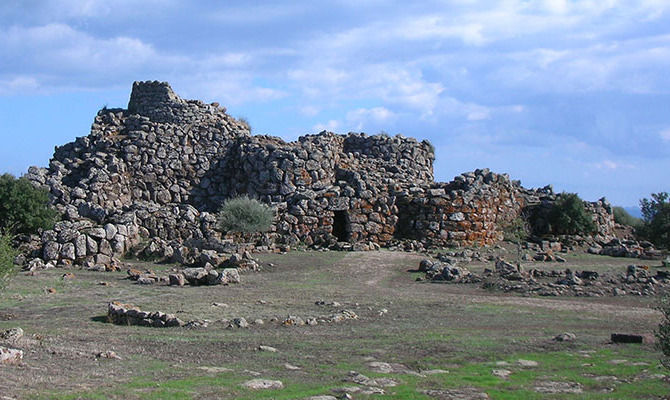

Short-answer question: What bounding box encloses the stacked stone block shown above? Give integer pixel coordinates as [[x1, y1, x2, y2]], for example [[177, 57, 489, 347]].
[[23, 81, 616, 266]]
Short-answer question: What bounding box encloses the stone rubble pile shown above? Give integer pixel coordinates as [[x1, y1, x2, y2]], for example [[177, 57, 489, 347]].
[[107, 301, 185, 327], [0, 327, 24, 365], [588, 238, 664, 260], [281, 309, 359, 327], [420, 258, 670, 297]]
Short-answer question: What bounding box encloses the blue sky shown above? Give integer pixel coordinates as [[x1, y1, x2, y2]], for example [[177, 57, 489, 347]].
[[1, 0, 669, 207]]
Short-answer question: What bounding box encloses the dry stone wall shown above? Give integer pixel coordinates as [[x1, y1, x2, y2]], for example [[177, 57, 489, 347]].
[[23, 81, 616, 267], [395, 169, 524, 247]]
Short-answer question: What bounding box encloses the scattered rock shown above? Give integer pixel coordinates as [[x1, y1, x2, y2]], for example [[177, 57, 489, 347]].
[[107, 302, 185, 327], [553, 332, 576, 342], [421, 388, 490, 399], [282, 315, 306, 326], [492, 369, 512, 379], [198, 366, 233, 374], [0, 327, 24, 343], [220, 268, 241, 284], [0, 346, 23, 364], [62, 272, 75, 280], [366, 361, 420, 375], [241, 379, 283, 390], [333, 386, 384, 395], [258, 345, 277, 353], [169, 273, 185, 286], [517, 359, 539, 367], [422, 369, 449, 375], [346, 371, 397, 387], [534, 381, 582, 394], [229, 317, 249, 329], [95, 351, 121, 360]]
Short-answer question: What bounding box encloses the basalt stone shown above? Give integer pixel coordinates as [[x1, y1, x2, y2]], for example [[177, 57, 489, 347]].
[[23, 81, 617, 262]]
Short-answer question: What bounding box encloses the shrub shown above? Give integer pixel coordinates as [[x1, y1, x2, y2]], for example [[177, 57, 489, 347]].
[[613, 206, 642, 228], [217, 196, 273, 234], [639, 192, 670, 249], [657, 294, 670, 370], [0, 173, 58, 235], [548, 192, 596, 235], [0, 232, 17, 290]]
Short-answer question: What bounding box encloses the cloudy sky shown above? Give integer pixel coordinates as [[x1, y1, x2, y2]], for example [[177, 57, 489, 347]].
[[1, 0, 669, 208]]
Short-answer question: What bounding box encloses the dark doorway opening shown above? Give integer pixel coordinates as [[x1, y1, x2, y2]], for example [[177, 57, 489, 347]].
[[332, 210, 349, 242]]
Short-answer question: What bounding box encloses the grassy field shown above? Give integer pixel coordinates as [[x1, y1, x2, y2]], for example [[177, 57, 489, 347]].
[[0, 249, 668, 399]]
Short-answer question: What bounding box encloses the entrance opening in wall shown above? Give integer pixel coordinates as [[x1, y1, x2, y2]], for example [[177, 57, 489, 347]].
[[332, 210, 349, 242]]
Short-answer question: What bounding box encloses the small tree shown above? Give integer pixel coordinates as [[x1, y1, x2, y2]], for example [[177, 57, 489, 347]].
[[639, 192, 670, 249], [0, 174, 58, 235], [503, 215, 530, 266], [217, 196, 273, 234], [657, 294, 670, 370], [548, 192, 596, 235], [0, 232, 17, 291]]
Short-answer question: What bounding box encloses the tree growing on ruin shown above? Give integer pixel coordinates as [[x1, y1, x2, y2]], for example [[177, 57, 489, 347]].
[[548, 192, 596, 235], [217, 196, 273, 234], [0, 174, 58, 235]]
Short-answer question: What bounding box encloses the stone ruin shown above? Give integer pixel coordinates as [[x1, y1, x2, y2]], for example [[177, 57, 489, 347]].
[[419, 256, 670, 297], [21, 81, 618, 268]]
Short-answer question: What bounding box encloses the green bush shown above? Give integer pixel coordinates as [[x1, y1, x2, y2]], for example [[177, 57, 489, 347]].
[[613, 206, 642, 227], [0, 232, 17, 290], [639, 192, 670, 249], [657, 294, 670, 370], [548, 192, 596, 235], [0, 173, 58, 235], [217, 196, 273, 234]]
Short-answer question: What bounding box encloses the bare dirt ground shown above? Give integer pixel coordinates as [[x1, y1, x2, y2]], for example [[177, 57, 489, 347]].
[[0, 249, 668, 399]]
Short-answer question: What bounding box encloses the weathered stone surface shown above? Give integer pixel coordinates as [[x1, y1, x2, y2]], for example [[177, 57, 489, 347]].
[[22, 81, 618, 268], [169, 273, 185, 286], [0, 346, 23, 364], [221, 268, 241, 284], [241, 379, 283, 390], [553, 332, 577, 342], [107, 302, 184, 327], [0, 327, 24, 343]]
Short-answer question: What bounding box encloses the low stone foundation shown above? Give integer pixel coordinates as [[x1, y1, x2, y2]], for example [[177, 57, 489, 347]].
[[107, 302, 185, 327]]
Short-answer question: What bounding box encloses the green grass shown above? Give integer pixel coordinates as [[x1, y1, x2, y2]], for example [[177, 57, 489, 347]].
[[4, 250, 669, 399], [28, 346, 669, 400]]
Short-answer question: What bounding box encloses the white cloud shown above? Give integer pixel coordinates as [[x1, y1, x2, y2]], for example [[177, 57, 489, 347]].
[[299, 105, 320, 116], [0, 23, 164, 87], [179, 74, 286, 105], [394, 16, 486, 45], [313, 119, 340, 132], [0, 76, 39, 94], [592, 159, 635, 170], [346, 107, 396, 130]]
